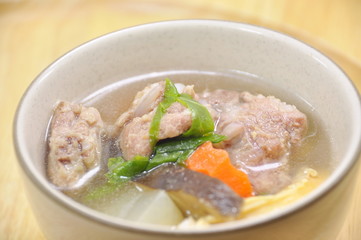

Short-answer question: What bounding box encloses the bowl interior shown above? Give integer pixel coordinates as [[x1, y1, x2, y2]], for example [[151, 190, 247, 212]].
[[14, 20, 361, 233]]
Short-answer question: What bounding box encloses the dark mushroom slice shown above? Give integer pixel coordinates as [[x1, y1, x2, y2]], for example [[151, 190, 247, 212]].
[[134, 163, 243, 223]]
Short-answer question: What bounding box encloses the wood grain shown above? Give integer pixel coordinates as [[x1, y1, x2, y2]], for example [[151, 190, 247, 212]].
[[1, 1, 360, 239]]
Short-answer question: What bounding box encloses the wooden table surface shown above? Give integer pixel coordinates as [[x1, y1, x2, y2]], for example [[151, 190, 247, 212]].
[[1, 0, 361, 239]]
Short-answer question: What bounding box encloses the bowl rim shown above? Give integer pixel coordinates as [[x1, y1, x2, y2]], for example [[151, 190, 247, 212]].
[[13, 19, 361, 236]]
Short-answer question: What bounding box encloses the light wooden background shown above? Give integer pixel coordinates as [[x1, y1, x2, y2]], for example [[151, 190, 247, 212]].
[[1, 0, 360, 239]]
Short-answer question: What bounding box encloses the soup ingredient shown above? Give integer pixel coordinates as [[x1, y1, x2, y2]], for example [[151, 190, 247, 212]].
[[147, 133, 225, 170], [47, 101, 104, 188], [123, 188, 184, 225], [118, 79, 215, 160], [149, 79, 215, 147], [119, 101, 192, 160], [114, 81, 196, 134], [84, 183, 184, 226], [240, 168, 320, 218], [114, 81, 166, 131], [186, 141, 253, 198], [198, 90, 307, 194], [106, 156, 149, 184], [105, 133, 225, 182], [135, 164, 243, 223], [114, 80, 190, 160]]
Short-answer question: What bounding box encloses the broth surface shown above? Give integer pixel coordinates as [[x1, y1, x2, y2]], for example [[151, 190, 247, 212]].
[[82, 70, 332, 174], [56, 70, 332, 225]]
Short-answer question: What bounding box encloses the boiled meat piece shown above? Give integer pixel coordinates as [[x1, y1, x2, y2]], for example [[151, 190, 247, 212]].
[[116, 82, 194, 160], [119, 102, 192, 160], [47, 101, 104, 188], [198, 90, 307, 194], [114, 81, 166, 132]]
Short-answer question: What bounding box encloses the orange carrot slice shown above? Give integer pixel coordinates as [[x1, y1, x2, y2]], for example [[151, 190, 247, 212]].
[[186, 141, 253, 198]]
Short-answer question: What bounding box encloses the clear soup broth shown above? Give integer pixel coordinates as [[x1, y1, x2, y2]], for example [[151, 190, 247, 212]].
[[48, 70, 332, 227]]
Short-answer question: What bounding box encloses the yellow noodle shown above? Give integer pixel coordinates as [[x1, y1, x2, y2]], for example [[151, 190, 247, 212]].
[[240, 168, 324, 218]]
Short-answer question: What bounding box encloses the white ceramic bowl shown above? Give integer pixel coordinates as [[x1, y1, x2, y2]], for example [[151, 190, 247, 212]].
[[14, 20, 361, 240]]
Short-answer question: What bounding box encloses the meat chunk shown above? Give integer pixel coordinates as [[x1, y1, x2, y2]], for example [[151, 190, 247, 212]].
[[47, 101, 104, 188], [117, 82, 194, 160], [198, 90, 307, 194], [114, 81, 166, 132], [119, 102, 192, 160]]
